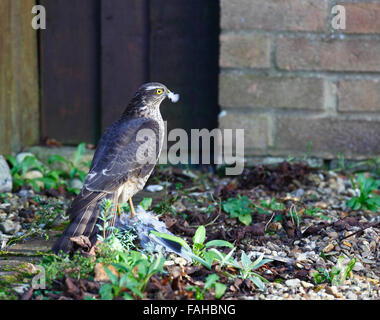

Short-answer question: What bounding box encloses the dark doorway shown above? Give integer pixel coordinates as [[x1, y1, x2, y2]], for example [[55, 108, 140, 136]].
[[39, 0, 220, 145]]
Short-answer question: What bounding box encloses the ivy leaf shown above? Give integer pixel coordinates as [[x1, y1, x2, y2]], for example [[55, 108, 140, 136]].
[[214, 282, 227, 299], [238, 214, 252, 226], [99, 283, 113, 300], [139, 198, 152, 211]]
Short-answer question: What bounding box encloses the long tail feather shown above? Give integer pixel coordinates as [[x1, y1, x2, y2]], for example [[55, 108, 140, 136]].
[[52, 190, 111, 254]]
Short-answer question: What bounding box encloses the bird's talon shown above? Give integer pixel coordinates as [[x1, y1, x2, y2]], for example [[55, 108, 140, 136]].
[[129, 198, 136, 219]]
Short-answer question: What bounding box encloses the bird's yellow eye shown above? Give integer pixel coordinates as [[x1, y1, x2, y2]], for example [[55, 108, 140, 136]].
[[156, 89, 163, 95]]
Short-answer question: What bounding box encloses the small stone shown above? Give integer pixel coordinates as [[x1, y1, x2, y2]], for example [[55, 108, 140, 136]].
[[23, 170, 44, 188], [346, 292, 358, 300], [285, 279, 301, 288], [342, 240, 352, 248], [174, 257, 188, 266], [361, 258, 375, 264], [326, 286, 344, 299], [68, 178, 83, 190], [0, 155, 12, 193], [146, 185, 164, 192], [315, 201, 328, 209], [16, 152, 35, 163], [13, 284, 30, 295], [301, 281, 314, 288], [353, 261, 365, 272], [163, 260, 175, 267], [294, 189, 304, 198], [18, 189, 35, 198], [328, 232, 339, 239], [323, 243, 335, 253], [296, 253, 308, 262], [0, 220, 21, 235], [0, 203, 11, 213]]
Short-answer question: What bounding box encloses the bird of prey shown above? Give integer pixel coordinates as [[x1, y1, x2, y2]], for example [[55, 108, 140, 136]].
[[52, 83, 179, 254]]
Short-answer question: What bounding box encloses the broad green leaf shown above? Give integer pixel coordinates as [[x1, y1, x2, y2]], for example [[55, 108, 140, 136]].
[[238, 214, 252, 226], [149, 230, 191, 250], [21, 156, 43, 175], [343, 258, 356, 280], [241, 251, 252, 270], [99, 283, 113, 300], [26, 179, 41, 192], [123, 292, 133, 300], [193, 226, 206, 245], [214, 282, 227, 299], [187, 251, 212, 270], [48, 155, 69, 165], [249, 275, 265, 291], [35, 177, 57, 190], [104, 266, 119, 285], [204, 240, 234, 248], [252, 258, 273, 271], [204, 274, 219, 290], [5, 155, 17, 168], [139, 198, 152, 211], [147, 253, 165, 276], [210, 247, 238, 269]]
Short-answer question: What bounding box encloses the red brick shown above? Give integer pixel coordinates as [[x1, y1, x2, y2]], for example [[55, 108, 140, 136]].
[[219, 112, 270, 150], [220, 33, 271, 68], [337, 2, 380, 34], [277, 36, 380, 72], [219, 73, 323, 110], [338, 79, 380, 112], [221, 0, 327, 32], [275, 116, 380, 158]]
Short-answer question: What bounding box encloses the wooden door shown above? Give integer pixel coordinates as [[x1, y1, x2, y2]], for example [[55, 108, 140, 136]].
[[39, 0, 219, 145]]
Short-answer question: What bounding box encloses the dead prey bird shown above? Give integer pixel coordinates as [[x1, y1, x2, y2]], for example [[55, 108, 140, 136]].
[[52, 83, 180, 254], [116, 206, 193, 261]]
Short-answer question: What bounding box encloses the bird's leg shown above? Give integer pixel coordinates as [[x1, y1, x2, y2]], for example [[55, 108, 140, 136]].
[[117, 204, 121, 217], [129, 198, 136, 218]]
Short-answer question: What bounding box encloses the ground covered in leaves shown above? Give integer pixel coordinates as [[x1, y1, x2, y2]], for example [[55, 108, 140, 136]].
[[1, 160, 379, 300]]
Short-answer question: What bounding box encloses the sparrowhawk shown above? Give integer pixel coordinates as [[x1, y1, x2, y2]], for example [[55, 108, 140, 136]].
[[52, 83, 179, 254]]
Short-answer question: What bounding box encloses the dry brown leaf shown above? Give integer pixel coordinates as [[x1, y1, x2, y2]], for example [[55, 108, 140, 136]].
[[94, 263, 119, 282]]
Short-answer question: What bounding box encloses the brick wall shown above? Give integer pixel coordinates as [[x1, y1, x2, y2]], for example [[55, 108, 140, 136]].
[[219, 0, 380, 162]]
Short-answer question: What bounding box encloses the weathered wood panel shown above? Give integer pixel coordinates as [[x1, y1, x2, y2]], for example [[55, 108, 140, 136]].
[[100, 0, 149, 132], [37, 0, 219, 147], [39, 0, 100, 144], [0, 0, 39, 154]]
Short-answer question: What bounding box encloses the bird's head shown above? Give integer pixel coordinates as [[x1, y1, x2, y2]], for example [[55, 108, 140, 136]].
[[124, 82, 179, 117], [138, 82, 179, 104]]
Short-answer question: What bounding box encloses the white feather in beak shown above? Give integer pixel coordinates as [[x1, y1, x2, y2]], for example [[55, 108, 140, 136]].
[[167, 91, 180, 103]]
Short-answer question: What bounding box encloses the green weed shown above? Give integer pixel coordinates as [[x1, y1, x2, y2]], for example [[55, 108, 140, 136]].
[[346, 173, 380, 212]]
